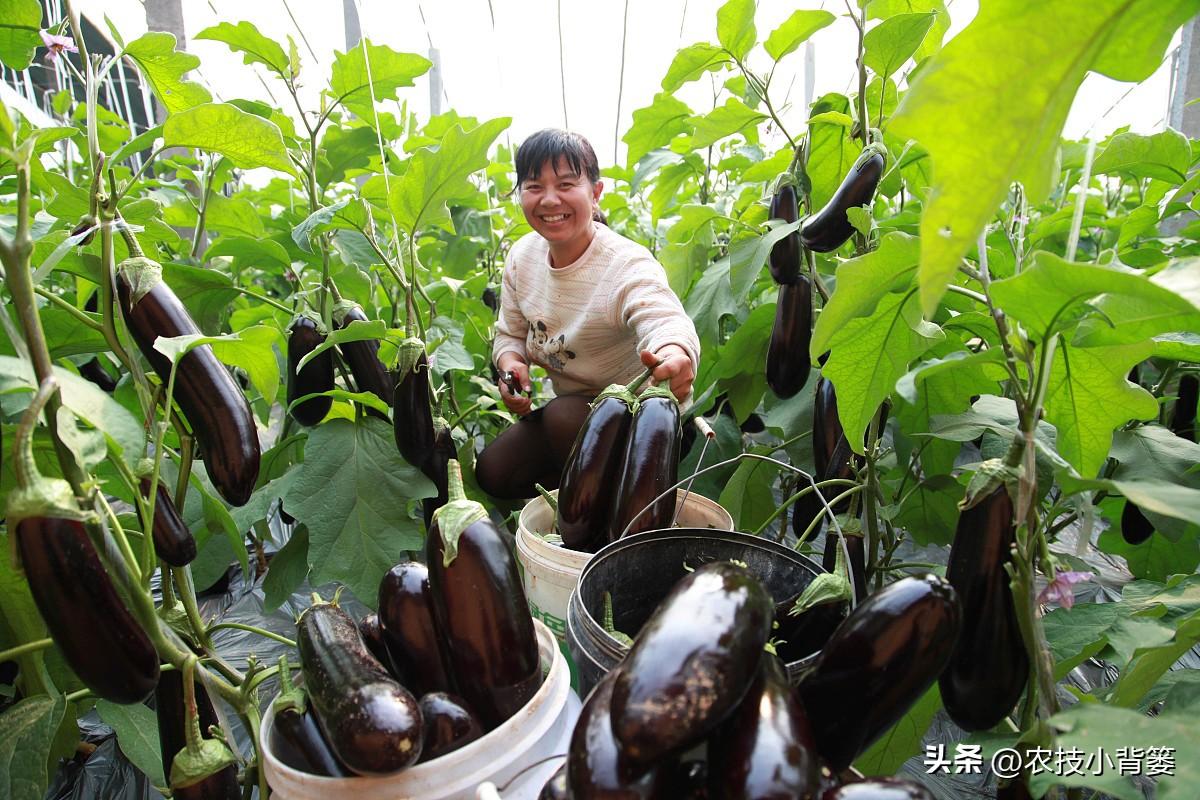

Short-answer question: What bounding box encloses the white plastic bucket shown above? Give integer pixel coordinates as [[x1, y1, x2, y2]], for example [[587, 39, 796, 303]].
[[260, 619, 581, 800], [514, 488, 734, 687]]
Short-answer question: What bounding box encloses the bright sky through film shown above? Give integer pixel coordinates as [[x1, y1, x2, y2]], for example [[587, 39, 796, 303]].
[[79, 0, 1181, 168]]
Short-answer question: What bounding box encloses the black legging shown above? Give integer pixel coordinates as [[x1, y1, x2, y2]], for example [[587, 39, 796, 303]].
[[475, 395, 594, 500]]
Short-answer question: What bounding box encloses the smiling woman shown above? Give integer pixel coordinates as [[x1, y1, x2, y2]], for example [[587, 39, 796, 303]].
[[475, 129, 700, 501]]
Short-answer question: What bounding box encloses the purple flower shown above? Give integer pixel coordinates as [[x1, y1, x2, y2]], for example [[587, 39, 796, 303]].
[[1038, 570, 1094, 610], [40, 30, 78, 64]]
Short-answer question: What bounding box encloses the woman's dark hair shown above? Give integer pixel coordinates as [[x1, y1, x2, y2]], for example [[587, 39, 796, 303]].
[[515, 129, 600, 186]]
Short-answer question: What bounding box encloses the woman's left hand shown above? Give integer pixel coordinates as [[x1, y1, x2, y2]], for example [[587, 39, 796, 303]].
[[640, 345, 695, 403]]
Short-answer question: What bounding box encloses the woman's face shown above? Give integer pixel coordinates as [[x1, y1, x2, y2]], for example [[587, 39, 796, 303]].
[[519, 157, 603, 262]]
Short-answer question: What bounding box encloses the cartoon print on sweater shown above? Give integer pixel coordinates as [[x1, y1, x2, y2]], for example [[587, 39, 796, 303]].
[[529, 320, 576, 372]]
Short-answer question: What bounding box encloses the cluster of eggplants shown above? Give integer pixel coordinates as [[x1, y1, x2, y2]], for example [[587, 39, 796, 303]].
[[550, 564, 955, 799], [286, 460, 540, 775], [116, 257, 260, 507], [556, 380, 682, 553]]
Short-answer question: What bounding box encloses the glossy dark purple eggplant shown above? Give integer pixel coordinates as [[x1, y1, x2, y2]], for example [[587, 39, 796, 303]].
[[270, 702, 347, 778], [798, 575, 961, 771], [607, 390, 681, 542], [768, 182, 802, 285], [801, 145, 886, 253], [79, 357, 118, 392], [662, 760, 708, 799], [356, 613, 394, 676], [117, 260, 260, 506], [156, 669, 241, 798], [394, 350, 436, 469], [296, 601, 422, 774], [287, 315, 334, 427], [568, 670, 669, 799], [940, 486, 1027, 732], [17, 515, 159, 704], [1121, 500, 1155, 545], [421, 421, 456, 531], [377, 561, 455, 696], [418, 692, 483, 762], [1171, 374, 1198, 442], [708, 655, 822, 800], [772, 599, 847, 665], [557, 390, 636, 551], [335, 304, 394, 416], [821, 778, 936, 800], [141, 477, 197, 567], [426, 462, 541, 730], [767, 279, 812, 398], [611, 561, 773, 764]]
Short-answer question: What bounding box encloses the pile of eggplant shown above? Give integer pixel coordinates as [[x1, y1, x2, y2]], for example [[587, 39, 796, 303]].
[[555, 371, 682, 553], [270, 460, 543, 776], [543, 562, 962, 799]]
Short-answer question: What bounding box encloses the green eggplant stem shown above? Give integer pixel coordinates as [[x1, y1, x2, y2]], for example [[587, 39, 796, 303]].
[[0, 638, 55, 662], [446, 458, 466, 503], [625, 361, 660, 395], [13, 377, 59, 491]]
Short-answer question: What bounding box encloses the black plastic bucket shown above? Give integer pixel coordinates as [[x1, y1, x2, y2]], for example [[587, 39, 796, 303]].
[[566, 527, 846, 698]]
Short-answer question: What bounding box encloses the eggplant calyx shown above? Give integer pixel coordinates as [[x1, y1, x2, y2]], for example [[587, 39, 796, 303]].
[[432, 459, 489, 568], [393, 336, 426, 381], [272, 654, 308, 715], [116, 256, 164, 306], [961, 458, 1019, 511], [638, 385, 677, 403], [8, 376, 92, 530], [170, 657, 238, 789], [593, 383, 637, 408]]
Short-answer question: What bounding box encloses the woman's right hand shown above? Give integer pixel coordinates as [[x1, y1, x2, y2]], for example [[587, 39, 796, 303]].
[[496, 355, 533, 416]]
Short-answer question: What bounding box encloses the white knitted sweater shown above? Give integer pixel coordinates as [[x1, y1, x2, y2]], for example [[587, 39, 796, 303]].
[[492, 224, 701, 397]]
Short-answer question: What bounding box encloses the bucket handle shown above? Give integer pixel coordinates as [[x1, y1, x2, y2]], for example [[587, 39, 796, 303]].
[[617, 452, 846, 554], [490, 752, 568, 795], [670, 416, 716, 528]]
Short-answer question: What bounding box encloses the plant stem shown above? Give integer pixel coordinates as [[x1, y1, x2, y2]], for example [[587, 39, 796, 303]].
[[751, 479, 860, 537], [0, 638, 55, 662], [174, 567, 215, 651], [35, 288, 103, 330]]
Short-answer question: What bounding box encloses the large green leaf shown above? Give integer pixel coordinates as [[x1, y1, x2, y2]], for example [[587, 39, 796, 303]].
[[863, 12, 937, 79], [124, 32, 212, 115], [867, 0, 950, 62], [686, 98, 766, 150], [0, 695, 66, 800], [1042, 340, 1157, 477], [729, 219, 801, 296], [889, 0, 1200, 315], [1108, 610, 1200, 709], [328, 40, 431, 119], [194, 20, 292, 78], [0, 307, 107, 361], [824, 289, 944, 454], [163, 103, 296, 177], [810, 232, 920, 356], [806, 95, 860, 212], [1110, 425, 1200, 486], [162, 262, 241, 334], [203, 236, 292, 269], [684, 259, 737, 343], [660, 43, 730, 92], [0, 356, 143, 465], [388, 118, 510, 235], [1046, 703, 1198, 800], [990, 252, 1200, 343], [1093, 128, 1192, 183], [263, 525, 310, 611], [204, 194, 266, 239], [317, 125, 379, 187], [0, 0, 39, 70], [1098, 521, 1200, 583], [892, 474, 964, 547], [1076, 259, 1200, 346], [624, 93, 695, 167], [718, 456, 777, 532], [716, 0, 756, 61], [95, 701, 164, 786], [764, 10, 836, 61], [284, 418, 435, 607], [1060, 477, 1200, 532]]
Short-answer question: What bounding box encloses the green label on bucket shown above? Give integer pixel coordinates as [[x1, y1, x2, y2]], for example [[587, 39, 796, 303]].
[[528, 599, 579, 690]]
